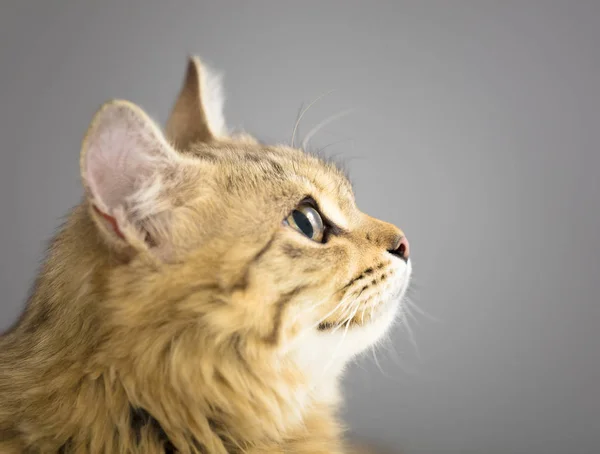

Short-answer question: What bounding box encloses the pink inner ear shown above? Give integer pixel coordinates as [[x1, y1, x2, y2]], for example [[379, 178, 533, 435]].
[[83, 104, 171, 215], [86, 136, 136, 211], [93, 205, 125, 239]]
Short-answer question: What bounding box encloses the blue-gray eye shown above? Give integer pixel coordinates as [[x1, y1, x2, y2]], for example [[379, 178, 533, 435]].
[[285, 204, 325, 242]]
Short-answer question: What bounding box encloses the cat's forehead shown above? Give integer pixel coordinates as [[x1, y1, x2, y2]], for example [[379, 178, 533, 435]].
[[188, 141, 356, 209]]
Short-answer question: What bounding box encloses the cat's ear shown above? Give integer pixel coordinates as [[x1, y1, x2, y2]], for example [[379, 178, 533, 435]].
[[165, 56, 227, 148], [81, 99, 184, 254]]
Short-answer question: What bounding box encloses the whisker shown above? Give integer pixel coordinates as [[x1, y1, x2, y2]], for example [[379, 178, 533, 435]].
[[360, 305, 367, 325], [405, 296, 441, 323], [291, 90, 336, 148], [330, 297, 361, 333], [371, 342, 387, 376], [330, 306, 357, 334], [377, 335, 421, 379], [331, 293, 365, 334], [402, 302, 421, 327], [313, 295, 351, 329], [322, 301, 361, 376], [284, 294, 351, 351], [399, 306, 421, 359], [316, 139, 357, 154], [301, 108, 357, 151]]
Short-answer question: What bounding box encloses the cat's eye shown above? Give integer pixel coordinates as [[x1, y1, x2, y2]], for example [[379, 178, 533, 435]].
[[284, 203, 325, 243]]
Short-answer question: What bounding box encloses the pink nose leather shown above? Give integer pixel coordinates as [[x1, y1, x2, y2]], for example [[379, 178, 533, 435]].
[[389, 236, 410, 261]]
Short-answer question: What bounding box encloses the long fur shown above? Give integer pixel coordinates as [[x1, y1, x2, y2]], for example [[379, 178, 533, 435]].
[[0, 57, 411, 453]]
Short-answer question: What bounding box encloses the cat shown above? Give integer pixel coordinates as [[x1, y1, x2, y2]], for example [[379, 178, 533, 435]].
[[0, 56, 412, 453]]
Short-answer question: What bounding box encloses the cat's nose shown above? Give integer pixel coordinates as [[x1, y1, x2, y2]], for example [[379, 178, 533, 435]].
[[388, 235, 410, 262]]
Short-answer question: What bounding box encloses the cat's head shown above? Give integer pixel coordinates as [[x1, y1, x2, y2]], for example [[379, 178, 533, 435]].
[[80, 57, 411, 378]]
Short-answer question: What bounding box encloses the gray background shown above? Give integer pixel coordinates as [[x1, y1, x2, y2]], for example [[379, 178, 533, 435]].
[[1, 2, 599, 453]]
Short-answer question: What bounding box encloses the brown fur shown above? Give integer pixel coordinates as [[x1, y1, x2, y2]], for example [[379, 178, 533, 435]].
[[0, 57, 410, 453]]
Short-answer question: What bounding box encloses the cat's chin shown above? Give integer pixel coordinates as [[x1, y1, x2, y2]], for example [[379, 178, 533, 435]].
[[293, 260, 412, 378], [292, 296, 401, 385], [320, 295, 401, 351], [316, 296, 399, 332]]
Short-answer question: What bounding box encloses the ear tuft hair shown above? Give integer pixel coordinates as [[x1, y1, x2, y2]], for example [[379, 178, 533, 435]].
[[80, 100, 183, 248], [165, 56, 227, 148]]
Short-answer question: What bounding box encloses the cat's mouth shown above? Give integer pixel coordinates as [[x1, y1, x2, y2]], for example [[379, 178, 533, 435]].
[[316, 318, 369, 330], [316, 263, 411, 332], [316, 299, 392, 331], [317, 321, 344, 331]]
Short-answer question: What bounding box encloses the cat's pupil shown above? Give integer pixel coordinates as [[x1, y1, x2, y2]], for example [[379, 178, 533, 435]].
[[292, 210, 314, 238]]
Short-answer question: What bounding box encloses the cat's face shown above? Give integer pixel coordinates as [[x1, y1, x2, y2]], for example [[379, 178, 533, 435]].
[[182, 140, 412, 370], [81, 58, 411, 376]]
